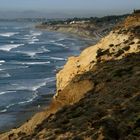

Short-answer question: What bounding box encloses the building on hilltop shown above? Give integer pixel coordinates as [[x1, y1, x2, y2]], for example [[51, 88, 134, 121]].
[[69, 20, 90, 25]]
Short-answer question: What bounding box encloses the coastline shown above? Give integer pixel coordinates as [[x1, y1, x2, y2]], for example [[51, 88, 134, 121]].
[[36, 24, 98, 40], [1, 13, 140, 139], [0, 17, 127, 133], [35, 14, 128, 40], [0, 29, 96, 133], [35, 23, 109, 41], [0, 94, 53, 133], [0, 22, 99, 134]]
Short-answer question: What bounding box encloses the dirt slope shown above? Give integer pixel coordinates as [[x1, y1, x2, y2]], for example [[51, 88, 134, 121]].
[[0, 12, 140, 140]]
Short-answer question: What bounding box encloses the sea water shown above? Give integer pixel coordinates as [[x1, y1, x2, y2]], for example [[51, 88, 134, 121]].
[[0, 21, 94, 131]]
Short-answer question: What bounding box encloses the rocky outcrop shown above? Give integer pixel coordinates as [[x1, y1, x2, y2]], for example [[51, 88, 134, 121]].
[[0, 13, 140, 140]]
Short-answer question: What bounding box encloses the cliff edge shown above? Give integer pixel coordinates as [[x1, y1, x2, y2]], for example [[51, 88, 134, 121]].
[[36, 15, 127, 40], [0, 13, 140, 140]]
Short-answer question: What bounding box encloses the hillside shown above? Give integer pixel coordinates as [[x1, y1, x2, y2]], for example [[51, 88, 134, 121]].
[[36, 15, 128, 40], [0, 13, 140, 140]]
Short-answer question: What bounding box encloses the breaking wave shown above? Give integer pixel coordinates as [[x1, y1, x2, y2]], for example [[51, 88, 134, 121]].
[[0, 44, 24, 51], [0, 32, 19, 37]]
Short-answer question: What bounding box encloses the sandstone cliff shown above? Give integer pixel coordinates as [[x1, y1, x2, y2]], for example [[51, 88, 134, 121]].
[[36, 15, 127, 40], [0, 13, 140, 140]]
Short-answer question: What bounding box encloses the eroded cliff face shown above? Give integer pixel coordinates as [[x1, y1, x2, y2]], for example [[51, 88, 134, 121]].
[[20, 53, 140, 140], [36, 15, 127, 40], [0, 13, 140, 140], [56, 13, 140, 97]]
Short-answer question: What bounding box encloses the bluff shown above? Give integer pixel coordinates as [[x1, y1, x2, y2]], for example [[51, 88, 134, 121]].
[[36, 15, 127, 40], [0, 13, 140, 140]]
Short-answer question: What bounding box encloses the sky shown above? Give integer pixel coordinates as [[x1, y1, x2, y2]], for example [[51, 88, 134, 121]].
[[0, 0, 140, 18]]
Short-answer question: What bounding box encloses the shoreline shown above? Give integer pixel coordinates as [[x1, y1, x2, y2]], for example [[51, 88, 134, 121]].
[[0, 16, 123, 133], [0, 26, 103, 134], [0, 13, 140, 139], [0, 94, 53, 133], [35, 14, 128, 40], [35, 24, 106, 41], [0, 30, 96, 134]]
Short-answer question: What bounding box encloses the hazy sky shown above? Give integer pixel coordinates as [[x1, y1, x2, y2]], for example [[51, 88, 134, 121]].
[[0, 0, 140, 18], [0, 0, 139, 11]]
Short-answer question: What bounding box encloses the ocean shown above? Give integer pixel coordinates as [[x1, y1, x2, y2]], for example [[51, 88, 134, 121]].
[[0, 21, 94, 131]]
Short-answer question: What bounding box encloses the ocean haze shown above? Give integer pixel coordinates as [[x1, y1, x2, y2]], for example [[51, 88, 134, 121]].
[[0, 0, 140, 11], [0, 9, 134, 19], [0, 0, 139, 18]]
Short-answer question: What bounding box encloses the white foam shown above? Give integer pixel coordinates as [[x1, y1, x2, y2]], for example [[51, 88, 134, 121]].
[[54, 66, 64, 72], [0, 109, 7, 113], [16, 46, 50, 58], [28, 38, 39, 44], [57, 38, 66, 41], [15, 50, 36, 58], [32, 36, 37, 39], [15, 81, 46, 92], [32, 38, 39, 41], [0, 90, 37, 113], [1, 92, 38, 112], [54, 43, 68, 49], [0, 60, 5, 63], [21, 61, 50, 65], [24, 31, 42, 44], [0, 69, 4, 71], [31, 82, 47, 91], [50, 57, 66, 61], [7, 60, 50, 66], [6, 103, 15, 108], [24, 34, 31, 37], [30, 31, 42, 36], [13, 27, 23, 30], [10, 41, 14, 43], [18, 92, 38, 104], [50, 40, 55, 43], [0, 73, 11, 78], [0, 32, 18, 37], [0, 77, 55, 113], [41, 46, 51, 52], [0, 44, 24, 51], [14, 77, 55, 91], [56, 66, 64, 69], [23, 52, 39, 58], [6, 73, 11, 77], [49, 38, 65, 43], [25, 52, 37, 57], [0, 91, 16, 96]]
